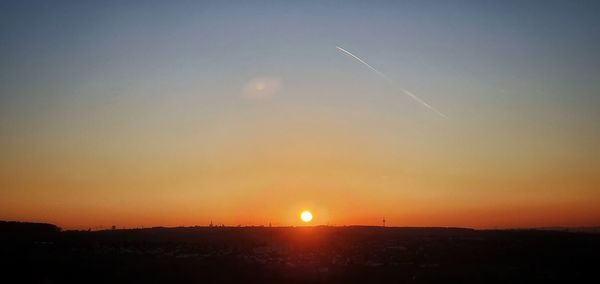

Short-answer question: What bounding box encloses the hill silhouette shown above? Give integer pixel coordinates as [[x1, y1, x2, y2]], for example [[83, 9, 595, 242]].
[[1, 221, 599, 283]]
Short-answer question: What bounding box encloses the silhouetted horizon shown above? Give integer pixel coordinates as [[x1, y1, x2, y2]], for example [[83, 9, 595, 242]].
[[3, 219, 600, 283], [3, 220, 600, 234]]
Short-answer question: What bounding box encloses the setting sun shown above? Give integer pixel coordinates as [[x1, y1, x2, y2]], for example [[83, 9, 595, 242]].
[[300, 211, 313, 223]]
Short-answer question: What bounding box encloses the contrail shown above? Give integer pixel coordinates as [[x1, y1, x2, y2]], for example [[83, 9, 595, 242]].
[[336, 46, 447, 118]]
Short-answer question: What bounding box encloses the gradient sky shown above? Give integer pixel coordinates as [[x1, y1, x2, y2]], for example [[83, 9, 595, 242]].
[[1, 0, 599, 229]]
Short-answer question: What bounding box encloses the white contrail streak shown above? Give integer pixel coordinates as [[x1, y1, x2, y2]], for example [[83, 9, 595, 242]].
[[336, 46, 447, 118]]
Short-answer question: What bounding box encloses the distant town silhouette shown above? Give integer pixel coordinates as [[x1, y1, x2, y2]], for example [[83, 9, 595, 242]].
[[2, 220, 599, 283]]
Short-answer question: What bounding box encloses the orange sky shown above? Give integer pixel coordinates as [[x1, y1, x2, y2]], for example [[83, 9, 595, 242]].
[[1, 102, 598, 229], [1, 1, 599, 230]]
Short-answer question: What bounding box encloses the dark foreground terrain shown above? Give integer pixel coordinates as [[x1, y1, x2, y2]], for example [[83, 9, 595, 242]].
[[1, 221, 599, 283]]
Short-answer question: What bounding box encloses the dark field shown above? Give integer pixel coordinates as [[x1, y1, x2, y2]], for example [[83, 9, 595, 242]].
[[2, 221, 599, 283]]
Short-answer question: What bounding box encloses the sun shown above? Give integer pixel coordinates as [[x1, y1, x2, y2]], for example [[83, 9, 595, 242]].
[[300, 210, 313, 223]]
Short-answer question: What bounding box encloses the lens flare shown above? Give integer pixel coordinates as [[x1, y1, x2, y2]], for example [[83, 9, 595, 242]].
[[241, 77, 282, 100]]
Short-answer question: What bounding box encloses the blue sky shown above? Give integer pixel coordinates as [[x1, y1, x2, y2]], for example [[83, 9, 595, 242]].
[[1, 1, 599, 228]]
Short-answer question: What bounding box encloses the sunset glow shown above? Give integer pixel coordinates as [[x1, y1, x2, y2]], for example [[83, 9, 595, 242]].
[[0, 1, 599, 231]]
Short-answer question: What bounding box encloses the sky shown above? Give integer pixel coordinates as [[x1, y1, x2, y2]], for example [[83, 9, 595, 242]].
[[1, 0, 599, 229]]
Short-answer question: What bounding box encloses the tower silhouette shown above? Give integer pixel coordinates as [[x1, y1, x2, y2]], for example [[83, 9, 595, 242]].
[[382, 217, 386, 227]]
